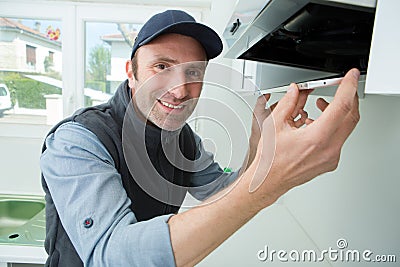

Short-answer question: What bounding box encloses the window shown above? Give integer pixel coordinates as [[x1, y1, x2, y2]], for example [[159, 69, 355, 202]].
[[0, 17, 62, 125], [26, 45, 36, 66]]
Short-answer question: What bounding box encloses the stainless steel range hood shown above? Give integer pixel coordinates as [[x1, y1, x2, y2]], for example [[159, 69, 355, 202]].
[[224, 0, 378, 96]]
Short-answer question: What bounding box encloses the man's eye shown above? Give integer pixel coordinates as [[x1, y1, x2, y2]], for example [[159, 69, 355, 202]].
[[186, 69, 203, 77], [156, 64, 167, 70]]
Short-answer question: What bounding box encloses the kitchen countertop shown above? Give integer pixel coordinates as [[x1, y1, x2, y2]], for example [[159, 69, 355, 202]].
[[0, 244, 46, 264]]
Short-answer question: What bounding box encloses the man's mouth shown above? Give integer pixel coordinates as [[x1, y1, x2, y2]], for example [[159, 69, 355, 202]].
[[158, 100, 184, 110]]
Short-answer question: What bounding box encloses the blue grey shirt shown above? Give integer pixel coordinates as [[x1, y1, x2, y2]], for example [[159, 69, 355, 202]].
[[40, 121, 238, 266]]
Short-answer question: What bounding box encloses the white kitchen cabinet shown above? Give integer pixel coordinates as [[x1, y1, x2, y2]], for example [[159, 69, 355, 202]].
[[229, 59, 258, 92], [222, 0, 269, 50], [365, 0, 400, 95]]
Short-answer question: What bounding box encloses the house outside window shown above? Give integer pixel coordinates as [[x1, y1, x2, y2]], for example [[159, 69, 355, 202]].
[[0, 17, 62, 125]]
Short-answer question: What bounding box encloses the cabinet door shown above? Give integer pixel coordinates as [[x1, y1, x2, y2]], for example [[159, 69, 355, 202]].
[[365, 0, 400, 94]]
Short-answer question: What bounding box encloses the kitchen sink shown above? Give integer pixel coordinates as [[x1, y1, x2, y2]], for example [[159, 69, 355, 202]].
[[0, 194, 45, 246]]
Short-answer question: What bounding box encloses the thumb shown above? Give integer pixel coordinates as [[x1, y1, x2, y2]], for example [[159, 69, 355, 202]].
[[272, 83, 299, 123]]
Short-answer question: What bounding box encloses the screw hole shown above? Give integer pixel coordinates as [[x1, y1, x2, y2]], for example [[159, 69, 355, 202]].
[[8, 233, 19, 239]]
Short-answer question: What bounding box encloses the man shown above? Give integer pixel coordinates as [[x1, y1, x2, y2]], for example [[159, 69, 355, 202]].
[[40, 10, 360, 266]]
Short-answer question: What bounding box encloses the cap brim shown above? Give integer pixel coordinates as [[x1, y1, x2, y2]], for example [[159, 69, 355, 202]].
[[138, 22, 223, 59]]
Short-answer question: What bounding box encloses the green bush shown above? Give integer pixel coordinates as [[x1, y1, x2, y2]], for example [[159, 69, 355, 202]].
[[1, 72, 61, 109]]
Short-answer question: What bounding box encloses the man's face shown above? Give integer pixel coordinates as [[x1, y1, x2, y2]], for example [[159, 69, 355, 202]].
[[128, 33, 207, 131]]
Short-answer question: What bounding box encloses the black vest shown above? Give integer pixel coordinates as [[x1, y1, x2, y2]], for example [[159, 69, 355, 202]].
[[41, 80, 196, 266]]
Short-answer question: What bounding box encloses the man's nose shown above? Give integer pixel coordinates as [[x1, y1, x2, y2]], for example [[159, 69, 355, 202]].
[[168, 70, 188, 99]]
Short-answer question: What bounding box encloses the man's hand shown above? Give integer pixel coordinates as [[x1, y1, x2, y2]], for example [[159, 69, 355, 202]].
[[249, 68, 361, 206], [250, 89, 313, 141], [241, 89, 312, 174], [249, 94, 271, 145]]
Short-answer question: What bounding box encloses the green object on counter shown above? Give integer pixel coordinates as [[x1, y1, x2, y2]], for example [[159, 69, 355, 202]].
[[223, 167, 232, 173]]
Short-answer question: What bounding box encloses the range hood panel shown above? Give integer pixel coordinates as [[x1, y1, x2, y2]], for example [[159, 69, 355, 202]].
[[239, 1, 375, 75]]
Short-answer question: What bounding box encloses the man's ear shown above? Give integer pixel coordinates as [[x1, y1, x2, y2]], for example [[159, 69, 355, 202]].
[[126, 59, 136, 93]]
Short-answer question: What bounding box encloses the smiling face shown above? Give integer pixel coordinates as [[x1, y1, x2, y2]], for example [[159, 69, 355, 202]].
[[126, 33, 207, 131]]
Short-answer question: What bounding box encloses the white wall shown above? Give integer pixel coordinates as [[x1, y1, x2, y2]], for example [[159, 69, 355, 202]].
[[0, 124, 51, 195]]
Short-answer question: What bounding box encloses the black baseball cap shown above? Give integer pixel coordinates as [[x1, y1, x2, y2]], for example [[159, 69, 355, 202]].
[[130, 10, 223, 60]]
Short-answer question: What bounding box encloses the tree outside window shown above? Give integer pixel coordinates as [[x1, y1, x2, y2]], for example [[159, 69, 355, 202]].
[[86, 44, 111, 93]]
